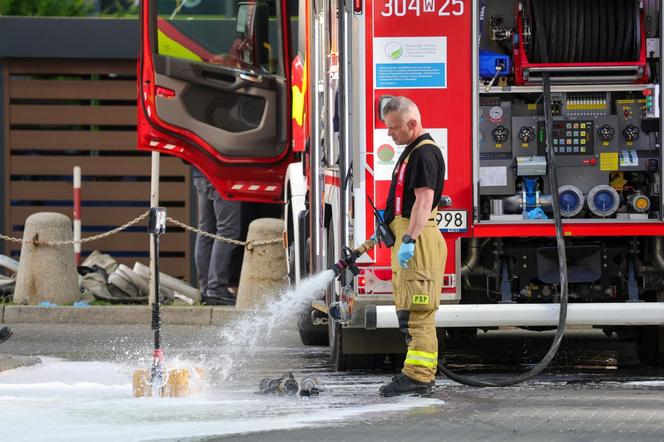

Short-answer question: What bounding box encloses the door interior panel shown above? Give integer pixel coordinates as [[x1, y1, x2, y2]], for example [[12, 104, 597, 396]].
[[183, 84, 266, 133], [153, 57, 287, 158]]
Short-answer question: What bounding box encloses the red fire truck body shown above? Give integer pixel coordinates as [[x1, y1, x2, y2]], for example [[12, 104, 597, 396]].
[[139, 0, 664, 369]]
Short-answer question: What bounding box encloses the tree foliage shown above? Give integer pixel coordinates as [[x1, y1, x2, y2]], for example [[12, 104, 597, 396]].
[[0, 0, 138, 16], [0, 0, 93, 16]]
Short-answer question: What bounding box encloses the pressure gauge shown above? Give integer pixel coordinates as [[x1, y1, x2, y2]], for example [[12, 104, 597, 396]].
[[488, 106, 504, 121]]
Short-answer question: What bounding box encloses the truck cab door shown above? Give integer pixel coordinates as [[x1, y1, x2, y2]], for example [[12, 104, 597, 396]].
[[139, 0, 292, 203]]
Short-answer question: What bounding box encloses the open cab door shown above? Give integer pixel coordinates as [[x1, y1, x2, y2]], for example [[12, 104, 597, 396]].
[[139, 0, 293, 203]]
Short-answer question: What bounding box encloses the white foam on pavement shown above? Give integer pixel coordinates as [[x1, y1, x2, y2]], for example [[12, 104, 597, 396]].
[[0, 358, 443, 442]]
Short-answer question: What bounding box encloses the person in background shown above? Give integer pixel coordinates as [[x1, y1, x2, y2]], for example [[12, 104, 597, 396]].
[[193, 168, 242, 305]]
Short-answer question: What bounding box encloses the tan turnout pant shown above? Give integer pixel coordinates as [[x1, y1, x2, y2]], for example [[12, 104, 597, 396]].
[[390, 216, 447, 383]]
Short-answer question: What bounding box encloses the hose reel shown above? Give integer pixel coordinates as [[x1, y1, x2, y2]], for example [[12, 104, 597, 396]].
[[514, 0, 647, 84]]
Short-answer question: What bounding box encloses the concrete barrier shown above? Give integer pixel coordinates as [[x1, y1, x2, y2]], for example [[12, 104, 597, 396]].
[[13, 212, 80, 305], [236, 218, 288, 310]]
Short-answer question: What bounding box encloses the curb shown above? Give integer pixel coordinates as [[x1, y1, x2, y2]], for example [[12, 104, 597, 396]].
[[1, 305, 256, 326]]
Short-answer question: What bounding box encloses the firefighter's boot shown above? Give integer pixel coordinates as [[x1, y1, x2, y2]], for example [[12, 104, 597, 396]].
[[379, 373, 434, 397]]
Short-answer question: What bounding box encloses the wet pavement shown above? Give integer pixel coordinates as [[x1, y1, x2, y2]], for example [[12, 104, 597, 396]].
[[1, 323, 664, 441]]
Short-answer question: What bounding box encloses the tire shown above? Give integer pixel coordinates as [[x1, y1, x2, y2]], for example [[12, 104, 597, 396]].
[[297, 307, 328, 346], [330, 322, 347, 371], [325, 224, 383, 370], [636, 326, 664, 368], [294, 200, 328, 347]]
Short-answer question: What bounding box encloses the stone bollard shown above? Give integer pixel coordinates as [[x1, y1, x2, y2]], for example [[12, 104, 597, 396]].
[[236, 218, 288, 310], [13, 212, 80, 305]]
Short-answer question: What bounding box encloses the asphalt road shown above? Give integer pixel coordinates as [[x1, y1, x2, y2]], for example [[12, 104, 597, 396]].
[[1, 323, 664, 442]]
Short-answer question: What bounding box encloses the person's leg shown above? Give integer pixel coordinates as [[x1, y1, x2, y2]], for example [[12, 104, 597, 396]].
[[379, 269, 436, 397], [400, 309, 438, 382], [194, 176, 215, 299], [206, 184, 242, 302]]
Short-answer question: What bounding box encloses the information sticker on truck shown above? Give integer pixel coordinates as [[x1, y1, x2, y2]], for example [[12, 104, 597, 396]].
[[437, 210, 467, 233]]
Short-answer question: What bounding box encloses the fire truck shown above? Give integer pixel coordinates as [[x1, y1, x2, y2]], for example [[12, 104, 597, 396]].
[[139, 0, 664, 371]]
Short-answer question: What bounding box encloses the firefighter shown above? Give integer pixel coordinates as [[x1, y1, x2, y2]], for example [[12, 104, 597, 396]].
[[378, 96, 446, 397]]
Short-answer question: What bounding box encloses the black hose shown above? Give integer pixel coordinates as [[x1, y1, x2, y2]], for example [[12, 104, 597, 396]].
[[590, 0, 600, 61], [623, 0, 635, 60], [527, 0, 640, 63], [582, 0, 593, 60], [572, 2, 585, 62], [606, 0, 616, 61], [437, 0, 570, 388], [598, 0, 608, 61]]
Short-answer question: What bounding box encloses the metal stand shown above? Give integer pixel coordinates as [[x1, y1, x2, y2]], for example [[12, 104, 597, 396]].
[[148, 207, 167, 397]]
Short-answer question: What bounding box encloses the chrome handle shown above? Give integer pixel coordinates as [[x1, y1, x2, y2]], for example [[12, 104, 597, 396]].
[[239, 72, 263, 83]]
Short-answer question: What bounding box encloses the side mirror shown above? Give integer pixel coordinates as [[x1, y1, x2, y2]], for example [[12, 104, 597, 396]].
[[236, 2, 270, 69]]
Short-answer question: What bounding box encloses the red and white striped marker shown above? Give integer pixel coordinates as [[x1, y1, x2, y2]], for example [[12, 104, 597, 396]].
[[73, 166, 81, 265]]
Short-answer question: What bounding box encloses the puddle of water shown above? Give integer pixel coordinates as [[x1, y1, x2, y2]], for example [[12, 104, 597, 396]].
[[0, 358, 443, 442]]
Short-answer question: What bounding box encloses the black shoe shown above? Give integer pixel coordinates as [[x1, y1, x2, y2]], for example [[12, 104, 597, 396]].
[[379, 373, 434, 397], [0, 326, 13, 344], [201, 296, 235, 306]]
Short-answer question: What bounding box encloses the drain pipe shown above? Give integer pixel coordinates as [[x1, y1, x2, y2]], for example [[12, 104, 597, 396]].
[[637, 236, 664, 274], [650, 237, 664, 272], [460, 237, 481, 276]]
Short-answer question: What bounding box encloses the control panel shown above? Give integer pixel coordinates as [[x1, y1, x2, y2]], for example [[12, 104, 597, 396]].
[[478, 90, 661, 221], [536, 120, 594, 155]]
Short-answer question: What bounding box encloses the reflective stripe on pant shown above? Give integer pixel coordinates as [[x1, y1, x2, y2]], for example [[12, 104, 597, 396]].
[[397, 309, 438, 380], [391, 215, 446, 383]]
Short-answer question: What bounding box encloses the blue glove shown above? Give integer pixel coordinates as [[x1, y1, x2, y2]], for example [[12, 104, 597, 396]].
[[398, 242, 415, 269]]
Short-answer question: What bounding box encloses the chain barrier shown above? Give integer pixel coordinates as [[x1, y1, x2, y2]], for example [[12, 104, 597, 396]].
[[166, 217, 283, 250], [0, 211, 282, 250]]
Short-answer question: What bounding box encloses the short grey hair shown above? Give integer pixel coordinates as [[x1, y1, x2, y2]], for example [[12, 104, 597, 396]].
[[382, 96, 421, 121]]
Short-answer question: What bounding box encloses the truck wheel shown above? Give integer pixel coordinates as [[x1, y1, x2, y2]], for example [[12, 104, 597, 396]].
[[297, 307, 328, 346], [636, 326, 664, 368], [331, 323, 348, 370], [295, 224, 328, 346]]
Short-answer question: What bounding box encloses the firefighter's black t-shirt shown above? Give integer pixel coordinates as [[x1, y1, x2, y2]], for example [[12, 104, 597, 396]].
[[383, 133, 445, 226]]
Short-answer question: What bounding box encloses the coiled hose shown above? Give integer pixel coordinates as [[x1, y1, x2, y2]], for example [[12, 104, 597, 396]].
[[526, 0, 641, 63]]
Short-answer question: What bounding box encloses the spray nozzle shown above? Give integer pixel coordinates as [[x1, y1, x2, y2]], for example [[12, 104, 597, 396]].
[[331, 239, 376, 278]]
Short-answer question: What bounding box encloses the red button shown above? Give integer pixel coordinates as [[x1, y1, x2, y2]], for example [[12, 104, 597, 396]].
[[643, 89, 653, 96], [583, 158, 597, 166]]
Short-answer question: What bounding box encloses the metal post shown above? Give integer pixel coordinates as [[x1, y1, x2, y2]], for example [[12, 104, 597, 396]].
[[472, 0, 480, 222], [149, 151, 160, 305], [338, 0, 353, 284], [309, 3, 325, 275], [73, 166, 81, 265]]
